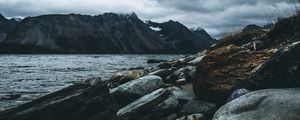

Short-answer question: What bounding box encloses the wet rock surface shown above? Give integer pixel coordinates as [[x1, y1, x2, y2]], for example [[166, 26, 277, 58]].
[[0, 81, 118, 120], [116, 88, 173, 120], [213, 88, 300, 120]]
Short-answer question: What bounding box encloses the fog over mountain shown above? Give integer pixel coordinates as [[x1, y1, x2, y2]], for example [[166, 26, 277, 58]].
[[0, 0, 298, 38]]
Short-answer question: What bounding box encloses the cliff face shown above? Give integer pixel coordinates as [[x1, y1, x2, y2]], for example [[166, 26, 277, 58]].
[[3, 13, 214, 54], [0, 14, 18, 42]]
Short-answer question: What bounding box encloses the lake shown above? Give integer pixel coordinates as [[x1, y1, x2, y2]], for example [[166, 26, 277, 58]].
[[0, 54, 184, 111]]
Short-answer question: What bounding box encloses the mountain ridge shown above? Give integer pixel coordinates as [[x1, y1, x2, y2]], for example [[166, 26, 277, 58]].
[[1, 13, 215, 54]]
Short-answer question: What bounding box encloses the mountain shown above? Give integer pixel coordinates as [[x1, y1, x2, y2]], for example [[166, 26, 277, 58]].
[[147, 20, 213, 53], [2, 13, 213, 54], [190, 27, 216, 46], [0, 14, 19, 42]]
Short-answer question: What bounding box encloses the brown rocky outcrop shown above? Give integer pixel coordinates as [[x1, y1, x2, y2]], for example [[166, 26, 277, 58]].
[[193, 45, 275, 104]]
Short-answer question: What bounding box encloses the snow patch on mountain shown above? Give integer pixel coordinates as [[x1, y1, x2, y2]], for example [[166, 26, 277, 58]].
[[149, 26, 162, 31]]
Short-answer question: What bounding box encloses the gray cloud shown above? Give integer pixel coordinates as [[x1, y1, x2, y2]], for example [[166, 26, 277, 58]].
[[0, 0, 298, 38]]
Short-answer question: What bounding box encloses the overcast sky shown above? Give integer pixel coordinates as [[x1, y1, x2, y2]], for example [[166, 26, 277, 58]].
[[0, 0, 299, 38]]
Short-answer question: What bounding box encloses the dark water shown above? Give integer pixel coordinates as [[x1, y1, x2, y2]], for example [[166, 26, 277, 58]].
[[0, 54, 184, 111]]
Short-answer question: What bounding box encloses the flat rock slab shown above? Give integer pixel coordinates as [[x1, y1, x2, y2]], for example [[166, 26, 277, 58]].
[[0, 81, 118, 120], [213, 88, 300, 120], [117, 88, 172, 120], [110, 75, 164, 106]]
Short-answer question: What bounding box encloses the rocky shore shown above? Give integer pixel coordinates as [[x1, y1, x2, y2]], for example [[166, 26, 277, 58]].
[[1, 13, 300, 120]]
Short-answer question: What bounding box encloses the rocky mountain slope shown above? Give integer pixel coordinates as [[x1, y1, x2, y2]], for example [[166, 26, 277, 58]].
[[1, 13, 214, 54]]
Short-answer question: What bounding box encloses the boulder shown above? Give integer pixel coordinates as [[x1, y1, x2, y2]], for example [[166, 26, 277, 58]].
[[166, 66, 194, 84], [187, 55, 206, 66], [169, 60, 187, 69], [116, 88, 173, 120], [179, 55, 197, 63], [213, 88, 300, 120], [158, 62, 172, 69], [174, 66, 194, 77], [169, 86, 196, 101], [180, 83, 194, 93], [164, 74, 178, 84], [0, 81, 118, 120], [187, 50, 207, 66], [181, 99, 217, 117], [247, 41, 300, 89], [193, 45, 274, 104], [147, 91, 180, 119], [110, 75, 164, 106], [186, 67, 196, 82], [109, 71, 143, 88], [177, 113, 207, 120], [165, 114, 178, 120], [226, 88, 250, 103], [149, 69, 173, 80], [176, 78, 187, 85]]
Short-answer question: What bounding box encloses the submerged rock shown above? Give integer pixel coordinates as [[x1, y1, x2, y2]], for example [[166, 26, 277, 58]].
[[213, 88, 300, 120], [193, 45, 274, 104], [0, 81, 118, 120], [110, 75, 164, 106], [116, 88, 172, 120], [147, 59, 167, 63]]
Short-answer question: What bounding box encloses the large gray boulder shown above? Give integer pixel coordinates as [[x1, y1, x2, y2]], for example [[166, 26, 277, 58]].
[[213, 88, 300, 120], [110, 75, 164, 106]]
